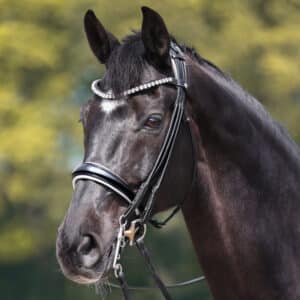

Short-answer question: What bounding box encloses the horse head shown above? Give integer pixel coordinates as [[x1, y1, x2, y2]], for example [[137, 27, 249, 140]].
[[56, 7, 194, 284]]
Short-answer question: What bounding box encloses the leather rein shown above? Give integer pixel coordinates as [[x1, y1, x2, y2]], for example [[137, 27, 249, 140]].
[[72, 42, 205, 299]]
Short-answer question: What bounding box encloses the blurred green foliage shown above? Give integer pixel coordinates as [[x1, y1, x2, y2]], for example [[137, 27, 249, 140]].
[[0, 0, 299, 299]]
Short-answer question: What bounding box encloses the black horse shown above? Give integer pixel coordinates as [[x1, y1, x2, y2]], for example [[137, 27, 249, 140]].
[[56, 7, 300, 300]]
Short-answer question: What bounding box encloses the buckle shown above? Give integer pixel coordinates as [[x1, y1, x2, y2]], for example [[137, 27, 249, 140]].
[[124, 219, 147, 246], [170, 42, 185, 60]]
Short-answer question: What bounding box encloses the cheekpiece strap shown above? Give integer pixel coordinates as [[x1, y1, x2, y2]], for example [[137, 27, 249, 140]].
[[122, 41, 188, 222]]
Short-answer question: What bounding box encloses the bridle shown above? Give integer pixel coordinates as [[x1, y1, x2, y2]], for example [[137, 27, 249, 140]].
[[72, 42, 205, 299]]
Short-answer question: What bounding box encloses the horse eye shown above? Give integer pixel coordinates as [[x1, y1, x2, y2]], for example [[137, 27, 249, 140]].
[[144, 114, 163, 130]]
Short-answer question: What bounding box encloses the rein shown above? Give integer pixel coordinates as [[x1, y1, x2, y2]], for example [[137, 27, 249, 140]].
[[72, 42, 205, 299]]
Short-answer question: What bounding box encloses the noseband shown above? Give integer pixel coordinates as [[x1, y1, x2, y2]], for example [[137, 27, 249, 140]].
[[72, 43, 204, 299]]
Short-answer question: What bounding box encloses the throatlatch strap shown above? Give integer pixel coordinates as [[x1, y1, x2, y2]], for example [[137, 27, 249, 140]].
[[136, 240, 172, 300], [149, 205, 181, 228]]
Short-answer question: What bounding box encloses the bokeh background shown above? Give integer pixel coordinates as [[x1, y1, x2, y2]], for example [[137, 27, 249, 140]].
[[1, 0, 300, 299]]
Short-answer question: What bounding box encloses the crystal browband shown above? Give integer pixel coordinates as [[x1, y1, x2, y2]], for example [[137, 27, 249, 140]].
[[91, 77, 175, 100]]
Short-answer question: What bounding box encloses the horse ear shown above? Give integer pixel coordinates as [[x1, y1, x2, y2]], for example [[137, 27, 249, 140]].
[[141, 7, 170, 63], [84, 10, 120, 64]]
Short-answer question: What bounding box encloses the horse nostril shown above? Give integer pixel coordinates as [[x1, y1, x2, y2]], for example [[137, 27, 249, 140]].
[[78, 235, 94, 254], [77, 235, 100, 268]]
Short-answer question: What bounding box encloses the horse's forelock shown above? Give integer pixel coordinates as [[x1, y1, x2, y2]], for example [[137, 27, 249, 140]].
[[104, 32, 146, 95]]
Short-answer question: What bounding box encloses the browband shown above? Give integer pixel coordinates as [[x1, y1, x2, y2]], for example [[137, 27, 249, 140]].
[[91, 77, 175, 100]]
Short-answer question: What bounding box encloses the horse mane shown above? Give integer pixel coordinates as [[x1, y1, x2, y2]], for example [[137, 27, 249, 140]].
[[183, 46, 300, 161], [104, 31, 300, 162]]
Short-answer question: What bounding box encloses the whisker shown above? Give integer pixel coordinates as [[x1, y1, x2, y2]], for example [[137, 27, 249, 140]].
[[95, 277, 112, 300]]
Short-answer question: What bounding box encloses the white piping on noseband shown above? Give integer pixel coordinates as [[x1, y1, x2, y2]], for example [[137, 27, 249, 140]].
[[91, 77, 174, 100], [72, 175, 132, 205]]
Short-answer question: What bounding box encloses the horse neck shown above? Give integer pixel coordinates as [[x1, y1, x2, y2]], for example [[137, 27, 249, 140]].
[[181, 56, 300, 300]]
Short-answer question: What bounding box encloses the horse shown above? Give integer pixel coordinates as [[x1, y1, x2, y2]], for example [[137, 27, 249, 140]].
[[56, 6, 300, 300]]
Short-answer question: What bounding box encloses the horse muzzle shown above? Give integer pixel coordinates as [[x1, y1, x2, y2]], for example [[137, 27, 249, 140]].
[[56, 224, 114, 284]]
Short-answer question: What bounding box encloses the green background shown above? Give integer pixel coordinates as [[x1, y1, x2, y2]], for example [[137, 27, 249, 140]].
[[0, 0, 299, 299]]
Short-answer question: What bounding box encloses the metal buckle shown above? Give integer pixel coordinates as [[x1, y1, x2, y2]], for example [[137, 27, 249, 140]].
[[124, 219, 147, 246]]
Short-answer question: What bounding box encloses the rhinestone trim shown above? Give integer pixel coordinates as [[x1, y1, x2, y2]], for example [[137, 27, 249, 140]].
[[91, 77, 175, 100]]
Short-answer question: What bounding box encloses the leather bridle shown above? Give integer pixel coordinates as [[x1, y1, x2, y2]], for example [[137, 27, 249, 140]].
[[72, 42, 205, 299]]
